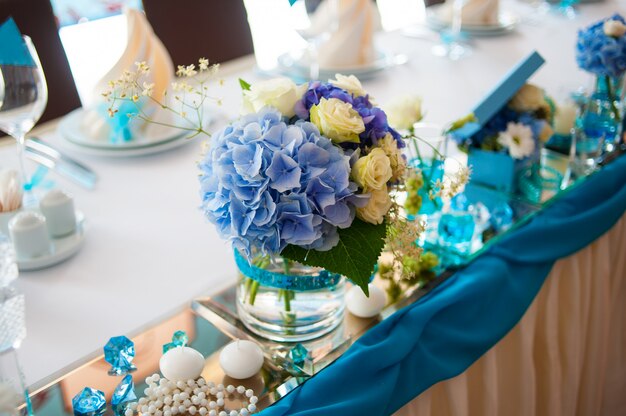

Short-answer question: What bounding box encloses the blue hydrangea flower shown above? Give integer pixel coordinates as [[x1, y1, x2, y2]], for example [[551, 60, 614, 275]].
[[199, 107, 359, 257], [576, 14, 626, 78]]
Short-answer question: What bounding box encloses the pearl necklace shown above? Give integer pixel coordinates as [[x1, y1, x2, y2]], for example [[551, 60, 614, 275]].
[[125, 373, 258, 416]]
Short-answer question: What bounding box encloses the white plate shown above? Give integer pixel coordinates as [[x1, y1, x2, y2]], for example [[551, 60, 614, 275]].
[[427, 6, 518, 37], [58, 109, 209, 157], [276, 50, 408, 81], [17, 212, 86, 271]]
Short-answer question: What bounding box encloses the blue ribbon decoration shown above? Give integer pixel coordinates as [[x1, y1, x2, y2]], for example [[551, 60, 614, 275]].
[[234, 250, 343, 291], [260, 154, 626, 415]]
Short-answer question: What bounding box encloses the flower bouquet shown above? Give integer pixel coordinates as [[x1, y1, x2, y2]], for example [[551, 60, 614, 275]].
[[449, 83, 553, 194], [575, 14, 626, 156]]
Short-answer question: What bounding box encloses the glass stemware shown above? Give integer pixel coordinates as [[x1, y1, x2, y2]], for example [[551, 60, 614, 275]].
[[291, 0, 339, 80], [432, 0, 472, 60], [0, 36, 48, 197]]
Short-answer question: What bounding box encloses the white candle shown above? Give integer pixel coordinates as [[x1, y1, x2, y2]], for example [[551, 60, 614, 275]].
[[346, 283, 387, 318], [159, 346, 205, 382], [219, 340, 264, 379], [554, 102, 577, 135]]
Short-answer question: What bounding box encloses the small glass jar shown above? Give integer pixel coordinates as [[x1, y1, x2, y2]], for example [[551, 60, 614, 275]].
[[234, 250, 345, 342]]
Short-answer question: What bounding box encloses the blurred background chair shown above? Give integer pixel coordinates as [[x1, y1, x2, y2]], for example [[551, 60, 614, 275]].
[[141, 0, 254, 67], [0, 0, 81, 125]]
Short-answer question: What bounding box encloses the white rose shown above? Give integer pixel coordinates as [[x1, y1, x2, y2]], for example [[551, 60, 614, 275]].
[[385, 95, 423, 131], [377, 133, 406, 182], [329, 74, 367, 97], [242, 78, 306, 117], [357, 188, 392, 225], [310, 97, 365, 143], [604, 19, 626, 38], [351, 148, 393, 191], [508, 84, 547, 113]]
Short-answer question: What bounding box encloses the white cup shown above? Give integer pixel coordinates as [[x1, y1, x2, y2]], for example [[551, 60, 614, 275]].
[[9, 212, 51, 259], [39, 190, 76, 237]]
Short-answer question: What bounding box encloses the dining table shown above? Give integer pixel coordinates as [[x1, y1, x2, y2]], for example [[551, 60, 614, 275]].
[[1, 0, 625, 414]]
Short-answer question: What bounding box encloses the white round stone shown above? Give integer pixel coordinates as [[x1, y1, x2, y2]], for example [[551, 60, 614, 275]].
[[346, 283, 387, 318]]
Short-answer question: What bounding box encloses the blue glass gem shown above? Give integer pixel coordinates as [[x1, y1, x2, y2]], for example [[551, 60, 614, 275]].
[[439, 212, 475, 245], [172, 330, 188, 347], [288, 343, 310, 368], [104, 336, 137, 376], [450, 193, 471, 212], [111, 375, 137, 416], [72, 387, 106, 416], [490, 202, 514, 232], [162, 342, 177, 354]]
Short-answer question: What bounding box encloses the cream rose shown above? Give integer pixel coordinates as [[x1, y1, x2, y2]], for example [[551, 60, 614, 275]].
[[310, 97, 365, 143], [385, 95, 423, 131], [330, 74, 367, 97], [242, 78, 306, 117], [377, 133, 407, 182], [604, 19, 626, 37], [508, 84, 547, 113], [357, 188, 392, 225], [351, 148, 393, 191]]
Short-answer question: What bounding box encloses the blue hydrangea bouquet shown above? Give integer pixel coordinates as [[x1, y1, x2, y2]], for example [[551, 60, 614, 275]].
[[575, 14, 626, 151], [198, 75, 413, 294]]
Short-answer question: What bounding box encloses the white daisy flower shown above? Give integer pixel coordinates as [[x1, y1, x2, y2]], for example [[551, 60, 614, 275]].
[[498, 122, 535, 159]]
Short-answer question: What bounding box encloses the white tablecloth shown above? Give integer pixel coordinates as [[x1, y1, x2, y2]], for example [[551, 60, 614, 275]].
[[0, 0, 621, 388]]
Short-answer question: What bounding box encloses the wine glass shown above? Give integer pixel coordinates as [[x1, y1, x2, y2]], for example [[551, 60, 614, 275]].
[[291, 0, 339, 80], [432, 0, 472, 60], [0, 36, 48, 199]]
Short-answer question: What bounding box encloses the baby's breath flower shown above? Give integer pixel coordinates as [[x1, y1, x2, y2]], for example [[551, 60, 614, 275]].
[[135, 61, 150, 74], [184, 64, 197, 77], [176, 65, 186, 77], [141, 82, 155, 96], [198, 58, 209, 71], [131, 94, 139, 102]]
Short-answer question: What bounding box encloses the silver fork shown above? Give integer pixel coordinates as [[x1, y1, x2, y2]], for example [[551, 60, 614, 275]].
[[24, 138, 97, 189]]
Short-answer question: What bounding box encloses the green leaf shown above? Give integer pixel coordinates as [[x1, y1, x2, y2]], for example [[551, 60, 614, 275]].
[[281, 219, 387, 296], [239, 78, 251, 91]]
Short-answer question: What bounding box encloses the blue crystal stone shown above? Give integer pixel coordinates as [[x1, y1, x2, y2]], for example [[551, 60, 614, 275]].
[[490, 202, 514, 232], [104, 336, 136, 376], [450, 193, 471, 211], [172, 330, 188, 347], [288, 343, 309, 368], [72, 387, 106, 416], [111, 375, 136, 416], [439, 212, 475, 245], [162, 342, 177, 354]]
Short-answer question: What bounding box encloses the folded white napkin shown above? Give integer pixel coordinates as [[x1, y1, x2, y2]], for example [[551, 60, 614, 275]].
[[439, 0, 500, 26], [83, 9, 174, 142], [317, 0, 381, 69]]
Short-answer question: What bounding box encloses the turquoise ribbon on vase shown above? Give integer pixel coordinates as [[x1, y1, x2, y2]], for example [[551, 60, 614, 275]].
[[517, 165, 563, 204], [234, 250, 342, 291], [260, 155, 626, 416]]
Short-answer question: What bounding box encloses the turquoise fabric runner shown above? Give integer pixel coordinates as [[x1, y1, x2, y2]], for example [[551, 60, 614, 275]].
[[261, 154, 626, 416]]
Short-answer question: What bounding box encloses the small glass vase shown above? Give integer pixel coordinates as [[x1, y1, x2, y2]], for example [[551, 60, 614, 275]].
[[234, 250, 345, 342], [576, 75, 624, 170]]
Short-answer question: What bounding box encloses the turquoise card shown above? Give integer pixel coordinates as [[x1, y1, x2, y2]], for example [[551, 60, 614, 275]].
[[456, 51, 545, 138], [0, 17, 35, 67]]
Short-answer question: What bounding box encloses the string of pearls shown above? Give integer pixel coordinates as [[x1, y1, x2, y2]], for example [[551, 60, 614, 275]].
[[125, 374, 258, 416]]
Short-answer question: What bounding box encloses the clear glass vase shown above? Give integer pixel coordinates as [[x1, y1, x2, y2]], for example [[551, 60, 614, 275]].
[[234, 250, 345, 342], [576, 75, 624, 170]]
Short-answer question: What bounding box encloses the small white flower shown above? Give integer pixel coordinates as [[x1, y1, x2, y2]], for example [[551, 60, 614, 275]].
[[184, 64, 197, 77], [0, 382, 19, 415], [198, 58, 209, 71], [604, 19, 626, 38], [329, 74, 367, 97], [498, 122, 535, 159], [141, 82, 155, 97], [134, 61, 150, 74]]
